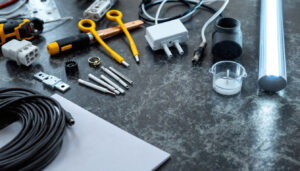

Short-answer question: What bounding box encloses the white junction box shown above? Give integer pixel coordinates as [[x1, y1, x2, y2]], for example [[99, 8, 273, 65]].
[[145, 19, 189, 58], [84, 0, 117, 21], [1, 39, 40, 66]]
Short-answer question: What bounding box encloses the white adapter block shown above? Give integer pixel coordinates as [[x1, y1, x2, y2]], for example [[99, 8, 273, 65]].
[[145, 19, 189, 58], [84, 0, 117, 21], [1, 39, 40, 66]]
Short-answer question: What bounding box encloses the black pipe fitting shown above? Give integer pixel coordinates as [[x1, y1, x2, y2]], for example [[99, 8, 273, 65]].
[[212, 17, 242, 61]]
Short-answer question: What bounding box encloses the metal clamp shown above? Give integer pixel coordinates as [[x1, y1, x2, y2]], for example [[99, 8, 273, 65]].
[[34, 72, 70, 92], [88, 56, 101, 67]]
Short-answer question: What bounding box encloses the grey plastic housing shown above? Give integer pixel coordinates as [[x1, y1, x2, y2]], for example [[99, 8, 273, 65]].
[[83, 0, 117, 21]]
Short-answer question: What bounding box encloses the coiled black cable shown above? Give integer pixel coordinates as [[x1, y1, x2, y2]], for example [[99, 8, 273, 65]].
[[0, 88, 74, 171]]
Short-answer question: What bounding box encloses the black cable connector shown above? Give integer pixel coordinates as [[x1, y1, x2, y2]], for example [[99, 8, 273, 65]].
[[192, 42, 207, 65], [65, 60, 79, 76], [0, 88, 74, 171]]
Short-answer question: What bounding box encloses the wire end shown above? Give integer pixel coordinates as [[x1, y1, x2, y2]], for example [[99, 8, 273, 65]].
[[65, 111, 75, 126], [122, 61, 130, 67], [192, 42, 207, 65], [135, 55, 140, 63]]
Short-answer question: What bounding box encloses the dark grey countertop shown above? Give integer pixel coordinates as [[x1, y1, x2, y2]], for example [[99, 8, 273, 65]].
[[1, 0, 300, 170]]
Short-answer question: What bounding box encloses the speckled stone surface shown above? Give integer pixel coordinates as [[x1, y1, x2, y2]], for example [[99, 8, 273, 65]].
[[1, 0, 300, 170]]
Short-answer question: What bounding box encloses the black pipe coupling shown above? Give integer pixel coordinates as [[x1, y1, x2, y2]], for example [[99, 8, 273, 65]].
[[212, 17, 242, 60]]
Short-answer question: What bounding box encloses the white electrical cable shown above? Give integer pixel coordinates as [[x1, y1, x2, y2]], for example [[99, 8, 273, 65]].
[[0, 0, 27, 15], [155, 0, 169, 24], [142, 3, 165, 21], [143, 0, 198, 23], [153, 0, 208, 23], [179, 1, 204, 21], [141, 0, 230, 63], [143, 0, 222, 23], [145, 0, 230, 43], [200, 0, 229, 43]]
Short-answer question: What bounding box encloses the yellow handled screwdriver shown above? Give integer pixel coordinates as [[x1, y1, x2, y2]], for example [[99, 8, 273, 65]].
[[78, 19, 129, 67], [106, 10, 140, 63], [47, 20, 144, 56]]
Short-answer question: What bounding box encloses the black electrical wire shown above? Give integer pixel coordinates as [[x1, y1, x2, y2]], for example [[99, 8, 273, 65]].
[[0, 88, 74, 171], [139, 0, 224, 23]]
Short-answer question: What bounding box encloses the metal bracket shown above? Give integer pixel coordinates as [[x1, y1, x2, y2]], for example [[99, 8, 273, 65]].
[[34, 72, 70, 92], [27, 0, 61, 22]]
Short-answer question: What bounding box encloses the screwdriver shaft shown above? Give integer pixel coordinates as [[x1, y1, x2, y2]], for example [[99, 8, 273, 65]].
[[88, 73, 120, 95], [78, 79, 115, 95], [109, 66, 133, 84], [100, 75, 125, 94], [101, 66, 129, 89]]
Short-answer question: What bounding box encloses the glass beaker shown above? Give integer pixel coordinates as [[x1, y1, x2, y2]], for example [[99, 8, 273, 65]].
[[209, 61, 247, 95]]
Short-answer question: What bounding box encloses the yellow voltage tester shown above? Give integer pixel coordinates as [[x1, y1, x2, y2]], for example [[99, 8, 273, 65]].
[[0, 18, 44, 45]]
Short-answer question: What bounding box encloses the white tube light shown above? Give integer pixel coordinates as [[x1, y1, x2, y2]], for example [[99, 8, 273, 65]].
[[258, 0, 287, 92]]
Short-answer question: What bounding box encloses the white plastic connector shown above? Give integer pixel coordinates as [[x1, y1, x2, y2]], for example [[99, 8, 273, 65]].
[[145, 19, 189, 58], [1, 39, 40, 66], [83, 0, 117, 21]]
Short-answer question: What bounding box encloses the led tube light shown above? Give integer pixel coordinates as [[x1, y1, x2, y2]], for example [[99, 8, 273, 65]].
[[258, 0, 287, 92]]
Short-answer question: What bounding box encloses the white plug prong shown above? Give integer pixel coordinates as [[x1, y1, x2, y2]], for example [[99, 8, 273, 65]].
[[163, 44, 173, 58], [175, 41, 184, 55]]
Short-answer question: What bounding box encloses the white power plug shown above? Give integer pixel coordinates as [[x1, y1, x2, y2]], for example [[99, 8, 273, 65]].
[[1, 39, 40, 66], [145, 19, 189, 58], [83, 0, 117, 21]]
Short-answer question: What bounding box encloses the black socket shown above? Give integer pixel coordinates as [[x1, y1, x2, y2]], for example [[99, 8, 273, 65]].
[[65, 61, 78, 75], [212, 18, 242, 61]]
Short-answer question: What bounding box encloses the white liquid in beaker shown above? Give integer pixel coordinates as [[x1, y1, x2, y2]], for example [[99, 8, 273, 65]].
[[213, 73, 242, 95], [210, 61, 247, 96]]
